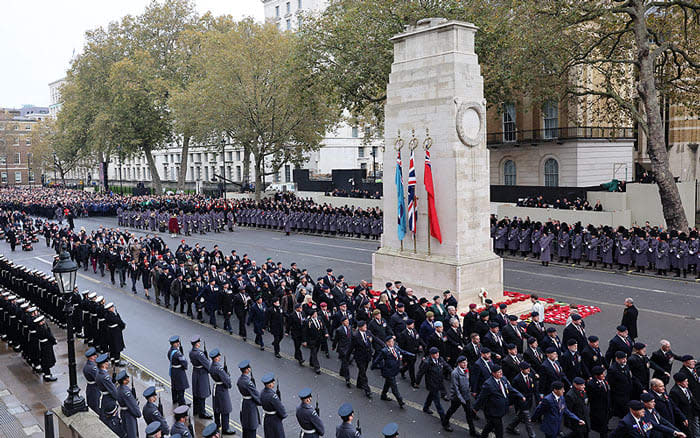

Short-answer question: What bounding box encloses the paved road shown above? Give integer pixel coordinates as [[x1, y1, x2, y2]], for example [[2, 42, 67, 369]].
[[4, 216, 699, 437]]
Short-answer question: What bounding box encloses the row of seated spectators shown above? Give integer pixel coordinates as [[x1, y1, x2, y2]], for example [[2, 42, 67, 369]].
[[516, 196, 604, 211]]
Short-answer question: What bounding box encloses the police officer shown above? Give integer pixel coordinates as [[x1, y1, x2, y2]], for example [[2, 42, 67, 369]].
[[260, 373, 286, 438], [171, 405, 193, 438], [82, 347, 100, 414], [336, 403, 361, 438], [189, 335, 213, 420], [142, 386, 169, 436], [237, 359, 261, 438], [167, 335, 189, 406], [296, 388, 324, 438], [209, 349, 236, 435], [116, 370, 141, 438]]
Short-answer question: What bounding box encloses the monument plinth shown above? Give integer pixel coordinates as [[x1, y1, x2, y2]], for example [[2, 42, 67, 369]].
[[372, 19, 503, 312]]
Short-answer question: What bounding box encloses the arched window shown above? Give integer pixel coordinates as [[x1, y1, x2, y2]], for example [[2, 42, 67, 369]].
[[544, 158, 559, 187], [503, 160, 516, 185]]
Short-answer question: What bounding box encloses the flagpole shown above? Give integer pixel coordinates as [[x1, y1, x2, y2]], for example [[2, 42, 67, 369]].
[[424, 129, 433, 256], [395, 131, 404, 252], [409, 130, 419, 254]]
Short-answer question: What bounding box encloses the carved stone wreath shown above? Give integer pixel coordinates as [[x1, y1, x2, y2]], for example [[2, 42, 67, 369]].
[[455, 98, 485, 148]]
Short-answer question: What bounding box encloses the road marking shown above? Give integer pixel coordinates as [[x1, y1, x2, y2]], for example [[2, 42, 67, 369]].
[[507, 268, 699, 299], [116, 225, 373, 266], [506, 285, 700, 320]]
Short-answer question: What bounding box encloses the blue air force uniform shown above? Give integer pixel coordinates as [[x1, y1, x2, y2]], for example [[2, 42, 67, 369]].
[[260, 373, 287, 438], [189, 340, 211, 417], [209, 350, 233, 433], [168, 336, 189, 406], [82, 353, 100, 414], [296, 389, 324, 438], [237, 361, 261, 438], [117, 380, 141, 438]]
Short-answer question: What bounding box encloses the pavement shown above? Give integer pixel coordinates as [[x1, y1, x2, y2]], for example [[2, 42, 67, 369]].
[[0, 216, 697, 437]]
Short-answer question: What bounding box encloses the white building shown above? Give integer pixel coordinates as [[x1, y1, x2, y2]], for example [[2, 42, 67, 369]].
[[48, 78, 65, 118], [262, 0, 384, 178]]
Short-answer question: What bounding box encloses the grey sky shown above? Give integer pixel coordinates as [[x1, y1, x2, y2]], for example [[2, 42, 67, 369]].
[[0, 1, 264, 108]]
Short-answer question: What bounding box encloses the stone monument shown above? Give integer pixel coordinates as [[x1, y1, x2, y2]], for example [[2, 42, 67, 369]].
[[372, 18, 503, 312]]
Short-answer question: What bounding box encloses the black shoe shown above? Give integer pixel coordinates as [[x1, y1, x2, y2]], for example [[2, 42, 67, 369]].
[[398, 401, 405, 409], [275, 353, 282, 358], [198, 413, 213, 420], [381, 395, 392, 401], [43, 375, 57, 382], [506, 428, 520, 435], [423, 408, 434, 415], [260, 346, 265, 351], [222, 429, 236, 435], [412, 383, 420, 389], [346, 380, 351, 388], [325, 352, 330, 359], [443, 424, 454, 432], [314, 368, 321, 375], [365, 392, 372, 399], [470, 431, 480, 437]]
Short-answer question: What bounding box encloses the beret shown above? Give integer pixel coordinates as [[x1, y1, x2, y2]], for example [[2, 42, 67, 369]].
[[531, 311, 539, 317], [490, 364, 502, 373], [674, 372, 688, 382], [633, 342, 646, 350], [419, 298, 429, 304], [629, 400, 644, 410], [429, 347, 439, 354], [469, 303, 477, 309], [616, 325, 627, 332], [592, 366, 605, 375], [571, 314, 582, 321], [481, 347, 491, 354], [508, 315, 518, 321], [640, 393, 654, 402], [545, 347, 556, 354], [385, 282, 393, 288], [338, 402, 353, 417], [588, 336, 599, 342], [546, 327, 556, 333], [527, 337, 537, 345], [573, 377, 585, 385], [457, 356, 467, 363], [357, 320, 366, 327], [499, 303, 507, 309], [384, 335, 394, 342], [567, 339, 577, 346], [480, 311, 489, 318], [681, 355, 694, 362], [320, 302, 327, 307], [551, 381, 564, 390], [433, 295, 440, 300], [615, 351, 627, 359], [519, 361, 531, 370], [405, 318, 414, 325], [396, 302, 404, 308], [443, 290, 450, 295], [506, 343, 516, 350]]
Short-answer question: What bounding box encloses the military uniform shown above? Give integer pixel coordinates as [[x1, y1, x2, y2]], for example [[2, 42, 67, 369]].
[[142, 386, 169, 436], [260, 373, 286, 438], [237, 360, 261, 438], [116, 371, 141, 438], [209, 349, 235, 435], [189, 336, 212, 419], [167, 336, 189, 406], [296, 389, 324, 438]]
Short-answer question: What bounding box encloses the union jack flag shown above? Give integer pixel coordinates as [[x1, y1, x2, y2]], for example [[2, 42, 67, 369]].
[[407, 150, 417, 234]]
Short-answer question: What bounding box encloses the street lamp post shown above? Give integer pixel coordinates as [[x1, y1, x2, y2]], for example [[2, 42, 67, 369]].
[[52, 251, 87, 417]]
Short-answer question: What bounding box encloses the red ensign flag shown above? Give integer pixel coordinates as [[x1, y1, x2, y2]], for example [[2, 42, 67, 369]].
[[424, 150, 442, 243]]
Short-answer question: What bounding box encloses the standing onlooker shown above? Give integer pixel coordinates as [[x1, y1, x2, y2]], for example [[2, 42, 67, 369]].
[[531, 296, 545, 321], [621, 298, 639, 340]]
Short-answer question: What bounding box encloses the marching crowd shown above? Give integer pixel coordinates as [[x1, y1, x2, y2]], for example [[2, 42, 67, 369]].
[[492, 217, 700, 278], [0, 209, 690, 438]]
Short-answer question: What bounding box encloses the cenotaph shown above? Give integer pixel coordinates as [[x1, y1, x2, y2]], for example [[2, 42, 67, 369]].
[[372, 18, 503, 312]]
